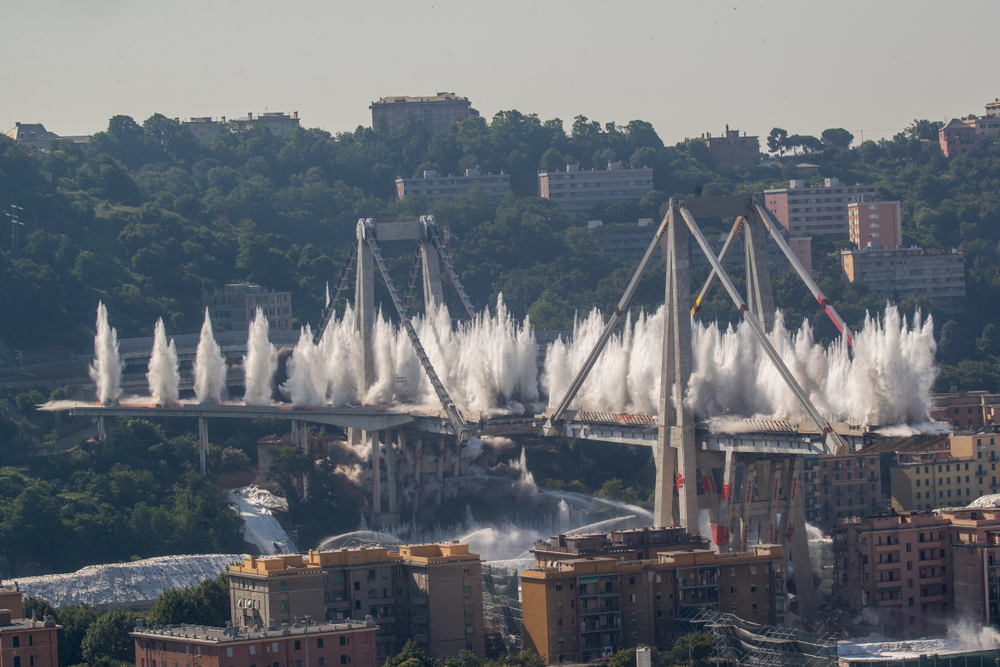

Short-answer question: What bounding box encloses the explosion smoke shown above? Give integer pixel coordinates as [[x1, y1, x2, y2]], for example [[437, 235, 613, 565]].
[[88, 301, 123, 406], [243, 308, 277, 405], [146, 318, 179, 405], [193, 309, 226, 404]]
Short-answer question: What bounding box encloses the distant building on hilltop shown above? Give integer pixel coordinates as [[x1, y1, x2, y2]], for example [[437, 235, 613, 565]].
[[202, 283, 293, 331], [586, 218, 665, 262], [702, 126, 761, 170], [185, 112, 300, 142], [370, 93, 471, 134], [5, 122, 89, 152], [939, 118, 981, 157], [763, 177, 876, 240], [840, 246, 965, 311], [395, 167, 510, 202], [848, 197, 902, 249], [538, 162, 654, 215]]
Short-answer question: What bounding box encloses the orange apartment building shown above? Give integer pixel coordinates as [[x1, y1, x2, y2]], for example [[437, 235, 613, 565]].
[[833, 508, 1000, 638], [939, 118, 981, 157], [763, 177, 877, 240], [0, 588, 59, 667], [227, 543, 483, 660], [522, 529, 785, 664], [131, 617, 377, 667], [848, 198, 901, 249]]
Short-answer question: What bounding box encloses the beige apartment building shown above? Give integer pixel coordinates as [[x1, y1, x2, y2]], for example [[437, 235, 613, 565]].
[[227, 543, 483, 661], [888, 434, 1000, 512], [848, 198, 902, 249], [763, 177, 876, 240], [702, 127, 761, 170], [522, 529, 785, 664], [833, 508, 1000, 638], [840, 246, 966, 311], [538, 162, 654, 215], [202, 283, 293, 331], [395, 167, 510, 202]]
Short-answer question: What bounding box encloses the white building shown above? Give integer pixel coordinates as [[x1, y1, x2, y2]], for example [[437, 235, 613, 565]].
[[395, 167, 510, 202], [538, 162, 654, 214]]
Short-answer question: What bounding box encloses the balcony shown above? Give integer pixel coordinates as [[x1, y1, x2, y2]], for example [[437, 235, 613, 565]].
[[875, 561, 901, 571], [875, 543, 901, 552], [580, 606, 619, 615], [876, 597, 904, 607], [414, 633, 428, 643]]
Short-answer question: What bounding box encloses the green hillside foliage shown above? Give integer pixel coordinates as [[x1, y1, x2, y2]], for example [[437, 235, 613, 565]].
[[2, 112, 998, 387]]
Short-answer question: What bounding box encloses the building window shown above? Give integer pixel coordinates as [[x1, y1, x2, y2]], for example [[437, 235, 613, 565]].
[[555, 584, 561, 591], [732, 604, 739, 612]]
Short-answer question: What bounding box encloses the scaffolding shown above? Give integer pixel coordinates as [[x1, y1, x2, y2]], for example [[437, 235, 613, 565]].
[[684, 609, 837, 667], [481, 562, 523, 658]]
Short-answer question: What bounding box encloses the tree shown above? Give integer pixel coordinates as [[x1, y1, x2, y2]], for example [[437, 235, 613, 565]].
[[767, 128, 788, 155], [21, 596, 55, 620], [384, 641, 437, 667], [671, 633, 714, 664], [821, 128, 855, 149], [148, 572, 231, 628], [55, 604, 99, 667], [976, 323, 1000, 357], [81, 608, 138, 665]]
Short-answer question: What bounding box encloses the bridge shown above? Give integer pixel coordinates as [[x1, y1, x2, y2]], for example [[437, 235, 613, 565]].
[[43, 200, 943, 619]]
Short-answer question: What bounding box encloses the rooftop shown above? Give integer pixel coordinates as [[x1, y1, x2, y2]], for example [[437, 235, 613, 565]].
[[371, 93, 468, 106], [131, 619, 374, 644]]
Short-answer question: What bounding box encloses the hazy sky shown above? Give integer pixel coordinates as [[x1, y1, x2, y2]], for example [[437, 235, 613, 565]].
[[3, 0, 998, 145]]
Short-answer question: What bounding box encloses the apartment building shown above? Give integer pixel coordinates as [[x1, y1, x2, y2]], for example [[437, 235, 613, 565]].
[[586, 219, 665, 262], [848, 198, 902, 249], [763, 177, 876, 240], [840, 247, 966, 311], [522, 529, 785, 664], [929, 391, 1000, 431], [131, 618, 377, 667], [0, 588, 60, 667], [186, 112, 300, 141], [538, 162, 654, 215], [939, 118, 981, 157], [395, 168, 510, 202], [227, 543, 483, 660], [979, 98, 1000, 138], [202, 283, 293, 332], [370, 94, 470, 134], [803, 454, 887, 528], [702, 127, 761, 170], [833, 508, 1000, 638]]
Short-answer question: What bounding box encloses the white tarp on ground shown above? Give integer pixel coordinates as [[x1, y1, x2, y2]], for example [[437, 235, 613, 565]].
[[968, 494, 1000, 508], [229, 486, 296, 555], [12, 554, 245, 609]]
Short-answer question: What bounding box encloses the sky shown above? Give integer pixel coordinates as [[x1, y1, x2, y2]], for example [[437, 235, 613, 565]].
[[2, 0, 998, 145]]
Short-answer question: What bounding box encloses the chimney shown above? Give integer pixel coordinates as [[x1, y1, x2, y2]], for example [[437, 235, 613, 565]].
[[0, 610, 11, 627], [248, 112, 253, 120], [293, 111, 298, 119]]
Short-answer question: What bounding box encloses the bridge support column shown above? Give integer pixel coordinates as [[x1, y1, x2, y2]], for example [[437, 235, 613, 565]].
[[292, 420, 309, 499], [385, 430, 398, 517], [454, 436, 461, 478], [745, 213, 776, 331], [198, 418, 208, 477], [785, 456, 816, 617], [656, 202, 697, 532], [436, 436, 445, 506], [355, 228, 376, 395], [370, 431, 381, 520], [715, 449, 736, 550], [98, 416, 107, 443], [413, 438, 423, 518], [419, 240, 444, 311]]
